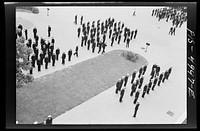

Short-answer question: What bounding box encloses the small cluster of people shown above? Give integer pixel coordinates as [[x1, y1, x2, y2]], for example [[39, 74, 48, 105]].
[[75, 15, 138, 54], [151, 7, 187, 35], [16, 24, 79, 75], [115, 64, 173, 118], [115, 65, 147, 117], [16, 115, 53, 125]]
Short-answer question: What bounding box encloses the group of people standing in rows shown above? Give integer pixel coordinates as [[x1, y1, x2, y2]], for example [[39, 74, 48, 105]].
[[74, 15, 138, 54], [16, 24, 79, 75], [151, 6, 187, 35], [115, 64, 172, 118]]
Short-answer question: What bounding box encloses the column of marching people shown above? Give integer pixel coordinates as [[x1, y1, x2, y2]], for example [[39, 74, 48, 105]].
[[74, 15, 138, 54], [151, 7, 187, 35], [115, 63, 173, 118]]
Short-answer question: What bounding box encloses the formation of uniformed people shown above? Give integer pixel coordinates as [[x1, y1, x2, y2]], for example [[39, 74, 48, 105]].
[[152, 7, 187, 35], [75, 15, 138, 54], [17, 12, 174, 120], [16, 24, 79, 75], [114, 63, 173, 118]]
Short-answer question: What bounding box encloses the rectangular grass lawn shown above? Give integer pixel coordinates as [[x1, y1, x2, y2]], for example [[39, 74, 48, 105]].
[[16, 49, 147, 124]]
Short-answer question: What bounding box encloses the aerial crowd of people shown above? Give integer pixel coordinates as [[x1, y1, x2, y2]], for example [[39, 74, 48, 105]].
[[75, 15, 138, 54], [16, 7, 179, 123], [151, 6, 187, 35], [16, 24, 80, 75], [115, 64, 173, 117]]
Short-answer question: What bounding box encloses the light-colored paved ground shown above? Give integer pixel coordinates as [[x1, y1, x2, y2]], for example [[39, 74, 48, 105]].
[[16, 6, 186, 124]]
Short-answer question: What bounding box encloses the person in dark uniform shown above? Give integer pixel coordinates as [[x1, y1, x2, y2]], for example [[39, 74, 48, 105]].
[[77, 27, 81, 38], [31, 54, 36, 68], [34, 48, 39, 61], [48, 49, 52, 63], [152, 77, 158, 90], [126, 38, 130, 48], [33, 27, 37, 39], [55, 48, 60, 60], [131, 71, 137, 84], [37, 58, 41, 72], [84, 35, 88, 46], [157, 73, 164, 86], [133, 102, 140, 117], [147, 79, 152, 94], [52, 53, 56, 66], [142, 84, 148, 98], [138, 76, 144, 89], [45, 115, 53, 125], [47, 41, 50, 50], [119, 77, 124, 92], [135, 79, 140, 88], [68, 49, 72, 61], [169, 27, 173, 35], [80, 16, 83, 25], [74, 46, 79, 57], [61, 52, 66, 65], [172, 27, 176, 35], [32, 42, 37, 52], [142, 65, 147, 75], [118, 34, 121, 44], [28, 38, 32, 48], [134, 29, 137, 39], [81, 36, 84, 47], [130, 82, 137, 97], [24, 29, 28, 40], [51, 37, 55, 45], [102, 42, 107, 54], [111, 34, 115, 47], [166, 67, 172, 79], [74, 15, 77, 25], [87, 39, 90, 50], [162, 71, 168, 83], [130, 30, 134, 40], [138, 67, 143, 78], [119, 88, 125, 103], [92, 41, 96, 53], [98, 42, 102, 53], [115, 79, 121, 94], [150, 68, 156, 79], [103, 34, 106, 43], [35, 35, 39, 45], [39, 52, 44, 65], [48, 25, 51, 37], [124, 74, 129, 87], [133, 90, 140, 104], [109, 29, 112, 39], [156, 65, 160, 76], [45, 56, 49, 69]]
